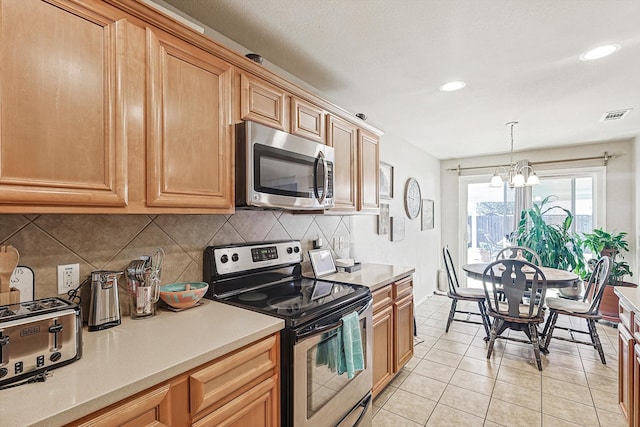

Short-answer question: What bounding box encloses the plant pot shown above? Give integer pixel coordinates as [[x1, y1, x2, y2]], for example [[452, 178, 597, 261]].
[[600, 281, 637, 323]]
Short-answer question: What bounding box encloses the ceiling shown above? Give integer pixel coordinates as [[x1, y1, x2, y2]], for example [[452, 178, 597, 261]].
[[161, 0, 640, 160]]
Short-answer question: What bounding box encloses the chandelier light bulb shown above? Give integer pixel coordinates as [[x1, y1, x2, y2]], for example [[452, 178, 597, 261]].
[[512, 173, 526, 187], [490, 174, 504, 187]]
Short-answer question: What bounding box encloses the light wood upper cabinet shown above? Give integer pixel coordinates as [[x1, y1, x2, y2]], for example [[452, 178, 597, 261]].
[[291, 97, 325, 143], [146, 28, 232, 209], [358, 129, 380, 213], [0, 0, 127, 207], [327, 115, 358, 212], [327, 115, 380, 213], [240, 73, 288, 131]]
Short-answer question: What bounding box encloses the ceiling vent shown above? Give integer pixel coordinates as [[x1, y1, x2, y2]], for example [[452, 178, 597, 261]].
[[601, 109, 632, 121]]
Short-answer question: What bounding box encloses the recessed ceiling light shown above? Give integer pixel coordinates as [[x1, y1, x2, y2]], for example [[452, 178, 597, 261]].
[[580, 44, 620, 61], [439, 81, 466, 92]]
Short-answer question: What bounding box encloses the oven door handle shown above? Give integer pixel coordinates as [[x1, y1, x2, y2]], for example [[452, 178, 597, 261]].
[[297, 298, 372, 339], [313, 151, 328, 204]]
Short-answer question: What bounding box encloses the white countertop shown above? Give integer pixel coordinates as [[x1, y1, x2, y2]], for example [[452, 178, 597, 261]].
[[0, 301, 284, 427], [615, 285, 640, 312], [318, 263, 415, 292]]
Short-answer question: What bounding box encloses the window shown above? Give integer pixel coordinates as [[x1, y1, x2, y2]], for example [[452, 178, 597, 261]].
[[461, 166, 605, 266]]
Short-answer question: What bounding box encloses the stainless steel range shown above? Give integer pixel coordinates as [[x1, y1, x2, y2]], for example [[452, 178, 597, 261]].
[[204, 240, 372, 427], [0, 297, 82, 386]]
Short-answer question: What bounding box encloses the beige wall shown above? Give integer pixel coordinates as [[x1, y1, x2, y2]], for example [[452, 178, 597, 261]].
[[440, 138, 637, 281], [353, 135, 441, 305]]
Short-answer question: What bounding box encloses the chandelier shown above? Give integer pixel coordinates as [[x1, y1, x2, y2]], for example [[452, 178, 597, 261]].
[[489, 122, 540, 188]]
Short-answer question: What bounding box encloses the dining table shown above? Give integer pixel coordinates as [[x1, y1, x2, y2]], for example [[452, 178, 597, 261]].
[[462, 263, 580, 288]]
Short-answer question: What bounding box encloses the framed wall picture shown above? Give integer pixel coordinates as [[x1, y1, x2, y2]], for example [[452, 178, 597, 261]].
[[421, 199, 434, 230], [390, 216, 405, 241], [378, 203, 390, 235], [379, 162, 394, 199]]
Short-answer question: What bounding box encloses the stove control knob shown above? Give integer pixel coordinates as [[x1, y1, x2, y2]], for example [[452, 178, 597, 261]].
[[232, 253, 239, 262], [220, 254, 229, 264], [293, 246, 300, 253], [0, 367, 7, 378], [287, 247, 293, 254]]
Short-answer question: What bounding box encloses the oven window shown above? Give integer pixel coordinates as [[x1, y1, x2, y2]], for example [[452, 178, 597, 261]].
[[306, 318, 367, 418]]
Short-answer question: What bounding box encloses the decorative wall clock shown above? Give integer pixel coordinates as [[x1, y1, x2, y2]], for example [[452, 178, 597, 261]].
[[404, 178, 421, 219]]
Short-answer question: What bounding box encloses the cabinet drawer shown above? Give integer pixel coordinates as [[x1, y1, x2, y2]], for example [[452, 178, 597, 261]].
[[372, 285, 393, 313], [190, 334, 278, 420], [619, 299, 634, 332], [393, 276, 413, 299]]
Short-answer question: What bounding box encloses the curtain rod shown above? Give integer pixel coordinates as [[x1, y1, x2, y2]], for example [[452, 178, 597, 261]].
[[446, 152, 612, 175]]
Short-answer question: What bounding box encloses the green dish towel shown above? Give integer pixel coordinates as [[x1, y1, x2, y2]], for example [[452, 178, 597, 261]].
[[338, 311, 364, 379], [316, 331, 340, 371]]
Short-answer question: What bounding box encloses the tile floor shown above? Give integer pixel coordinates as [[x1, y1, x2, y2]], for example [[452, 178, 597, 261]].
[[372, 293, 627, 427]]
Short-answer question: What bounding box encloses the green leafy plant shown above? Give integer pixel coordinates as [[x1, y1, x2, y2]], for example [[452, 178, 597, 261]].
[[514, 196, 585, 275], [581, 228, 633, 285]]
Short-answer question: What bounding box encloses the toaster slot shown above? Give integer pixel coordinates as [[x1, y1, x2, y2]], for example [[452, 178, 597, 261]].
[[0, 331, 8, 367]]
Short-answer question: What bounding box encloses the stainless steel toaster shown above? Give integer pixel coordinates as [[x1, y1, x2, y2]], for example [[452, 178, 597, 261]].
[[0, 297, 82, 386]]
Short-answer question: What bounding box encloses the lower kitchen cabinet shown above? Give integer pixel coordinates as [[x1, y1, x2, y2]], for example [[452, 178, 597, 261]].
[[66, 333, 280, 427], [372, 304, 394, 397], [372, 275, 414, 398], [618, 296, 636, 426], [73, 383, 175, 427]]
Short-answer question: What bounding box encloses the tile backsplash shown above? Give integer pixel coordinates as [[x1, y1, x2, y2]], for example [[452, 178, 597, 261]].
[[0, 211, 351, 314]]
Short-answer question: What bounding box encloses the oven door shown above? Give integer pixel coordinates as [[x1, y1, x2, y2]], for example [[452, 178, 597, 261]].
[[243, 121, 334, 210], [293, 299, 373, 427]]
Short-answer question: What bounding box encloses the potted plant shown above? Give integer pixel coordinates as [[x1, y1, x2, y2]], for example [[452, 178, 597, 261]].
[[514, 196, 585, 273], [580, 228, 636, 322]]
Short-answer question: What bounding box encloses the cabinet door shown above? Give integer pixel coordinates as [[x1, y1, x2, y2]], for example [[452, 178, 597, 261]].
[[192, 377, 278, 427], [327, 115, 358, 212], [372, 305, 394, 398], [0, 0, 127, 207], [291, 97, 325, 143], [394, 293, 414, 371], [358, 129, 380, 213], [146, 28, 232, 209], [73, 384, 172, 427], [240, 73, 288, 131], [634, 344, 640, 427], [619, 325, 634, 423]]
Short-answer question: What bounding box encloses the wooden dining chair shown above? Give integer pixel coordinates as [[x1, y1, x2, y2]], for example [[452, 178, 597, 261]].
[[442, 246, 491, 340], [482, 259, 548, 370], [495, 246, 543, 303], [541, 256, 611, 364]]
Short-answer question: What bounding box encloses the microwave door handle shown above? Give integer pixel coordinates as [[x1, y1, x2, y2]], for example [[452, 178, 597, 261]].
[[314, 151, 328, 204]]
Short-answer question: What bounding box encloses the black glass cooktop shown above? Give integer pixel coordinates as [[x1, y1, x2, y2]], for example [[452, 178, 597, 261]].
[[216, 278, 370, 327]]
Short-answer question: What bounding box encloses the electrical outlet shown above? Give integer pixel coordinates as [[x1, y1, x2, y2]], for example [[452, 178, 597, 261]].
[[57, 263, 80, 294]]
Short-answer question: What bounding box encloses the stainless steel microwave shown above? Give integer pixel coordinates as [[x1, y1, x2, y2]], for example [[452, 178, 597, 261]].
[[236, 121, 334, 210]]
